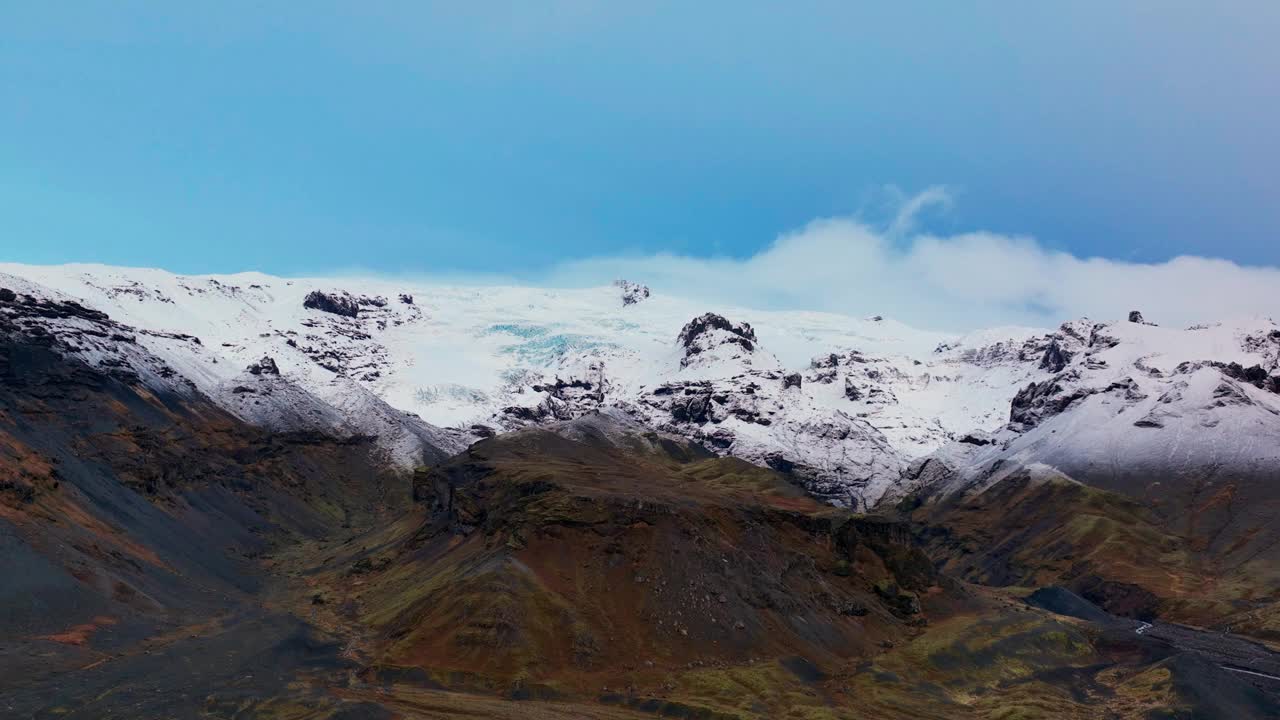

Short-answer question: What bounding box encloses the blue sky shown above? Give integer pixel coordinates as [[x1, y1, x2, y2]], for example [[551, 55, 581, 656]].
[[2, 2, 1278, 279]]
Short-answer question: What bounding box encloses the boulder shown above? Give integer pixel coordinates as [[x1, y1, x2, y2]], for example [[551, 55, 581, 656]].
[[247, 356, 280, 376]]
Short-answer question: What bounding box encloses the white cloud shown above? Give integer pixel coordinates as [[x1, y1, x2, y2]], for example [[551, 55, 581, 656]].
[[542, 189, 1280, 331]]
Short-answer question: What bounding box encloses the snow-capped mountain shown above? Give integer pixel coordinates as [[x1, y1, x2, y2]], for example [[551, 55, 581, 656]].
[[2, 263, 1277, 509], [893, 314, 1280, 504]]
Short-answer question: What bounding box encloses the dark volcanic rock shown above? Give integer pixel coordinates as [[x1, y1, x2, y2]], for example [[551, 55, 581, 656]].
[[303, 291, 360, 318], [0, 288, 15, 302], [247, 356, 280, 376], [1128, 310, 1145, 324], [783, 372, 802, 390]]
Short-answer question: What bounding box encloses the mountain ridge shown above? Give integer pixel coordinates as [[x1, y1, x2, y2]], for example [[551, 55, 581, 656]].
[[3, 262, 1278, 512]]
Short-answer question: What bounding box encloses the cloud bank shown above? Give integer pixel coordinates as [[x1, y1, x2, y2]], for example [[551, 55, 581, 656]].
[[541, 190, 1280, 332]]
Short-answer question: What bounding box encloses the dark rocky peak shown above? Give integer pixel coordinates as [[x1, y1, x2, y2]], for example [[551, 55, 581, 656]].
[[1034, 319, 1116, 371], [247, 356, 280, 376], [1126, 310, 1158, 326], [303, 290, 360, 318], [614, 279, 650, 306], [677, 313, 758, 366], [359, 295, 388, 308]]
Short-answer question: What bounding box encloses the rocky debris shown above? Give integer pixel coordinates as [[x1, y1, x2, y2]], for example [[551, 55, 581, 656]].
[[303, 290, 360, 318], [677, 313, 757, 367], [782, 372, 802, 390], [1128, 310, 1145, 324], [844, 377, 862, 401], [398, 293, 414, 305], [247, 356, 280, 376], [614, 279, 650, 306]]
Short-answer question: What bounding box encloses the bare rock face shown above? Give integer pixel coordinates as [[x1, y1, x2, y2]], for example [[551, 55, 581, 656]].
[[614, 279, 651, 306], [783, 372, 802, 390], [1039, 339, 1072, 373], [677, 313, 757, 368], [1008, 371, 1103, 431], [1213, 361, 1280, 394], [1128, 310, 1145, 324], [303, 290, 360, 318]]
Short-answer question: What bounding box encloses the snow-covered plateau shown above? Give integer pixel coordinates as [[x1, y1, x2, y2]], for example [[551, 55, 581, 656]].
[[3, 263, 1277, 509]]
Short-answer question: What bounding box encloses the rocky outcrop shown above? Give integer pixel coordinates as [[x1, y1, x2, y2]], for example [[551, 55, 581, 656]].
[[1039, 339, 1071, 373], [613, 279, 650, 306], [1009, 372, 1100, 431], [1128, 310, 1144, 324], [1213, 362, 1280, 394], [498, 364, 610, 430], [246, 356, 280, 376], [303, 290, 360, 318], [676, 313, 757, 367]]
